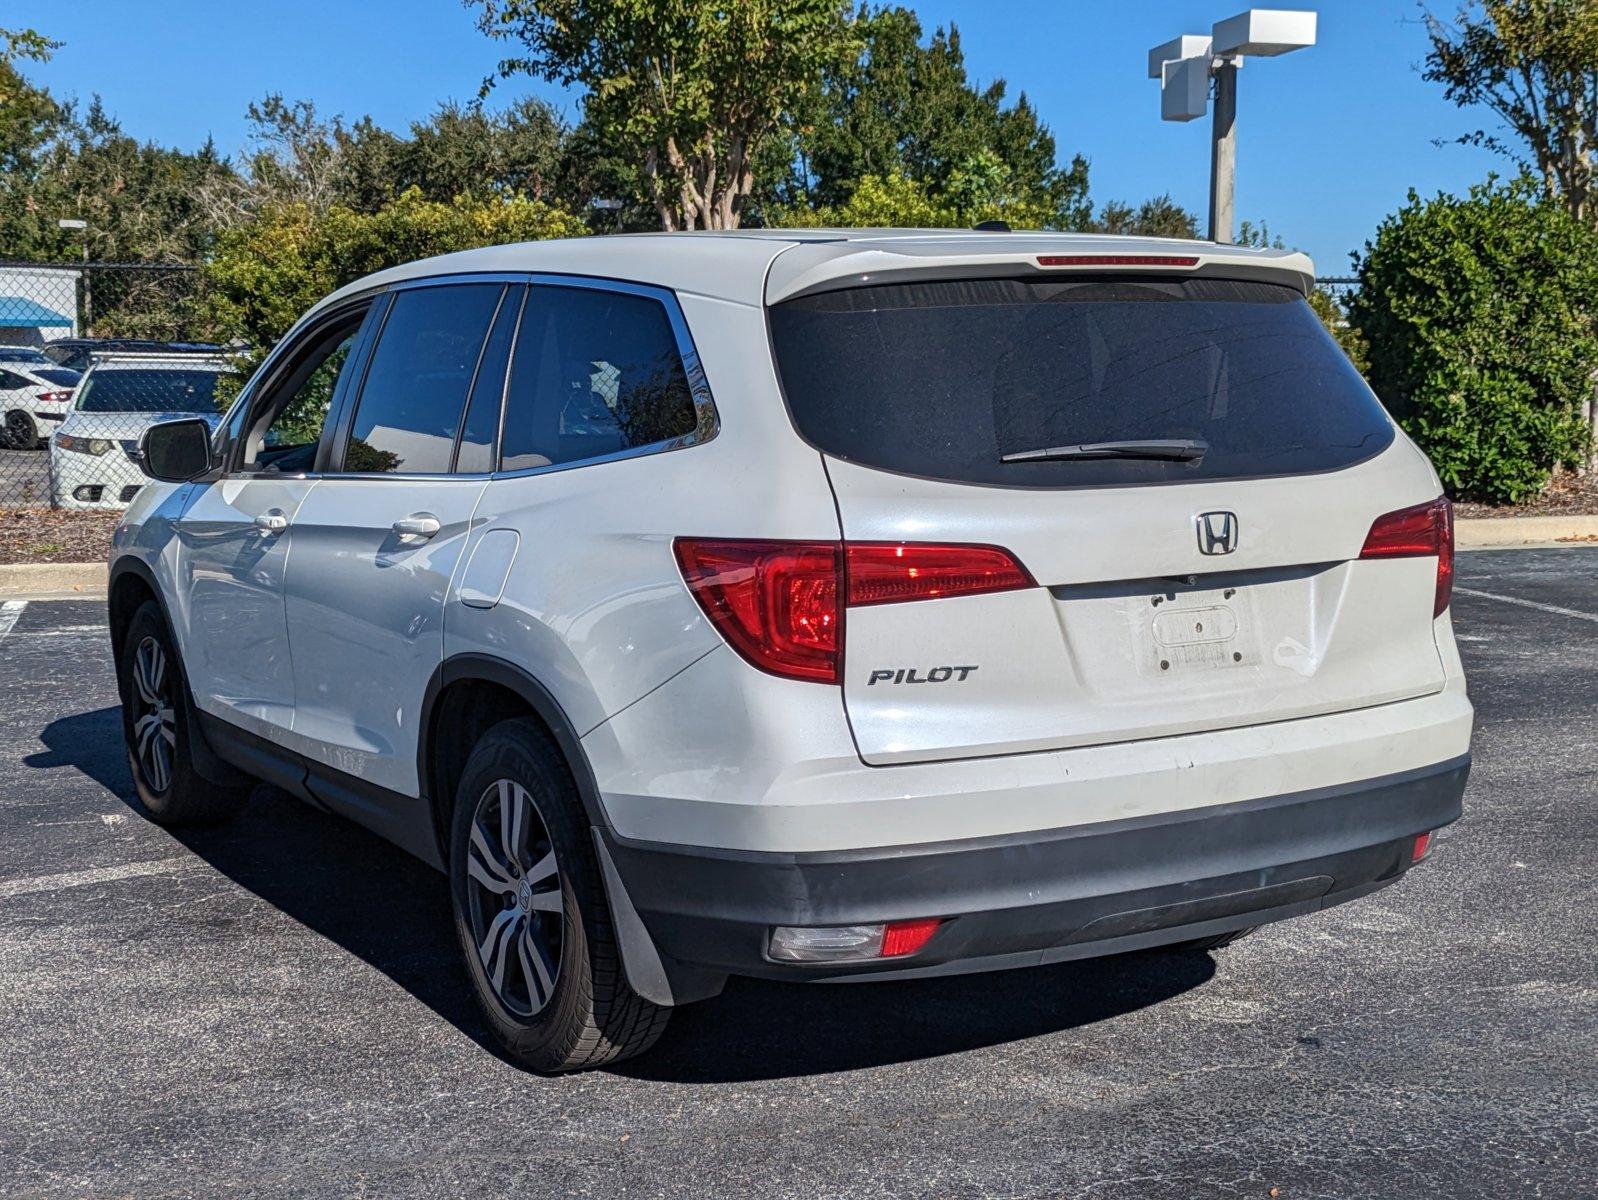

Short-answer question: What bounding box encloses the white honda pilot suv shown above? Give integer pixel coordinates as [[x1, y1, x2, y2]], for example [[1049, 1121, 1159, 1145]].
[[112, 230, 1472, 1072]]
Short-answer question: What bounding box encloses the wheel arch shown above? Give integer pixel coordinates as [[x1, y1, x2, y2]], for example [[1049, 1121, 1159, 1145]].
[[418, 654, 611, 864], [108, 558, 165, 684], [108, 555, 250, 788]]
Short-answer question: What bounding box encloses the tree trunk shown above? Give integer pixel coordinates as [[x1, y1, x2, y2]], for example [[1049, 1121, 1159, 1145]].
[[1583, 376, 1597, 476]]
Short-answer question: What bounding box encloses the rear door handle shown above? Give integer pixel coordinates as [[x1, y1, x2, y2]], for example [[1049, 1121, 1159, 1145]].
[[253, 510, 289, 535], [392, 513, 441, 539]]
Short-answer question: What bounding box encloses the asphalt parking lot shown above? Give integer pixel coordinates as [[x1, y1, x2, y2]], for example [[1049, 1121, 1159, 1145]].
[[1, 547, 1594, 1198]]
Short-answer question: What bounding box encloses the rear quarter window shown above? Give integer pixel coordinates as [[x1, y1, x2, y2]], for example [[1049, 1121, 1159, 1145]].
[[768, 277, 1394, 488]]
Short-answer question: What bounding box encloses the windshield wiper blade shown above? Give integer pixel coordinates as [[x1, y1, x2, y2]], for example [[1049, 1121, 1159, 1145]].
[[1000, 438, 1209, 464]]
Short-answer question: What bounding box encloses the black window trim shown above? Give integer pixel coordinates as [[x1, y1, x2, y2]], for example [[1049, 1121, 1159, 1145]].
[[324, 277, 517, 480], [219, 293, 385, 479], [218, 270, 719, 485]]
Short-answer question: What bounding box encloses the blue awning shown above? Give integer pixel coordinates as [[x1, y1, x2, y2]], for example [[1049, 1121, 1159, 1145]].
[[0, 297, 73, 328]]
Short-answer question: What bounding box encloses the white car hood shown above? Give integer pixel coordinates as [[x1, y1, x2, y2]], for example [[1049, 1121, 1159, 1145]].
[[56, 409, 222, 441]]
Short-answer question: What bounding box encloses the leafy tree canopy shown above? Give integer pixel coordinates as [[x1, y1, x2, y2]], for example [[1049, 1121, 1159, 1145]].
[[205, 187, 586, 357], [759, 5, 1090, 230], [474, 0, 855, 230], [1426, 1, 1598, 221]]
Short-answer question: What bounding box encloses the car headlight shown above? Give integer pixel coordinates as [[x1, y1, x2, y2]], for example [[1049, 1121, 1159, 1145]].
[[55, 433, 113, 456]]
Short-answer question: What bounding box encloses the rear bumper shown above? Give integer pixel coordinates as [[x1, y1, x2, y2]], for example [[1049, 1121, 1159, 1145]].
[[602, 754, 1469, 988]]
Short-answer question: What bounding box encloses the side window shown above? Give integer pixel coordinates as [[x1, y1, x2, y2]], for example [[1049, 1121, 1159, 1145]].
[[240, 308, 370, 474], [262, 334, 356, 451], [500, 285, 697, 473], [0, 369, 27, 390], [339, 283, 502, 475]]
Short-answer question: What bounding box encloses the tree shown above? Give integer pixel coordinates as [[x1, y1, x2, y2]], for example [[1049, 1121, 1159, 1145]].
[[1425, 1, 1598, 220], [1348, 178, 1598, 502], [473, 0, 855, 230], [760, 6, 1090, 229], [1089, 195, 1199, 238], [205, 187, 586, 357], [207, 93, 572, 223], [1, 90, 236, 268]]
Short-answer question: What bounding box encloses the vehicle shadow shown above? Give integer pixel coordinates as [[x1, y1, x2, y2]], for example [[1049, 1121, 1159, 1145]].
[[32, 706, 1218, 1083]]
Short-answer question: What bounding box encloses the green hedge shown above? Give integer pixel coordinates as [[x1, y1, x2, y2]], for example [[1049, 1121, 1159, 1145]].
[[1349, 179, 1598, 504]]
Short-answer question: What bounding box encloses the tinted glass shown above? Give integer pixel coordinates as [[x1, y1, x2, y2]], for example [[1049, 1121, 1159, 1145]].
[[455, 286, 521, 474], [266, 342, 350, 448], [42, 345, 88, 370], [501, 286, 695, 472], [0, 348, 51, 364], [34, 367, 80, 387], [770, 278, 1395, 488], [76, 369, 224, 414], [0, 370, 29, 390], [255, 326, 362, 470], [342, 284, 501, 474]]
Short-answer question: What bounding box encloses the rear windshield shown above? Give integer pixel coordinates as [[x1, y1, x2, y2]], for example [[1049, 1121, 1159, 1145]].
[[76, 369, 224, 414], [769, 277, 1393, 488], [33, 367, 80, 387]]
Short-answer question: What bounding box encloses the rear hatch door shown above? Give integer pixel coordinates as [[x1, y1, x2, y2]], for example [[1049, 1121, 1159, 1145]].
[[768, 272, 1448, 766]]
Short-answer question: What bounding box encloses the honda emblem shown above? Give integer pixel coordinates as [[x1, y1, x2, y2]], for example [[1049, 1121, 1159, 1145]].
[[1196, 511, 1239, 556]]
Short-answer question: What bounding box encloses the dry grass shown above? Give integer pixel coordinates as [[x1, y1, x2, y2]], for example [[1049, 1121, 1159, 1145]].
[[1453, 471, 1598, 520], [0, 508, 120, 565]]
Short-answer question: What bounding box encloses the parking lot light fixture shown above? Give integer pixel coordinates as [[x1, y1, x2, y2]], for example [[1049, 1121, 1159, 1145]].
[[1148, 9, 1318, 243]]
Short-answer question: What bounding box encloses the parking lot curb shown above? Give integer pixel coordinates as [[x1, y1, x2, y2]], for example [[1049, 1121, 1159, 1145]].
[[1456, 515, 1598, 548], [0, 561, 108, 599]]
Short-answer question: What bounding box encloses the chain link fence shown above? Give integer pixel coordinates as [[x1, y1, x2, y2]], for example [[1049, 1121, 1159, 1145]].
[[0, 262, 221, 518], [1315, 275, 1359, 299]]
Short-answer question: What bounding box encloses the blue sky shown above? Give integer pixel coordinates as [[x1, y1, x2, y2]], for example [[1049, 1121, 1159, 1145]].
[[12, 1, 1506, 273]]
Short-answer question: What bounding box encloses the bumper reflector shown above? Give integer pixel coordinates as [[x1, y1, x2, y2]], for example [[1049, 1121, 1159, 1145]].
[[880, 918, 943, 957], [769, 918, 944, 963], [1412, 831, 1434, 862]]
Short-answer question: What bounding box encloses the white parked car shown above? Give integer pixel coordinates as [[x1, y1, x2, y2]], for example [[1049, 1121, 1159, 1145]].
[[49, 355, 230, 510], [109, 230, 1472, 1073], [0, 349, 82, 448]]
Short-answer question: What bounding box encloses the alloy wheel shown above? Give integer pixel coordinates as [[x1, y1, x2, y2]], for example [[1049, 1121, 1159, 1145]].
[[464, 779, 564, 1017], [130, 636, 176, 793], [4, 410, 32, 449]]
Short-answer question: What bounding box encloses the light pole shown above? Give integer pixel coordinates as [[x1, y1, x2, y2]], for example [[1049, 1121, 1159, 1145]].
[[57, 218, 89, 335], [1148, 9, 1317, 243]]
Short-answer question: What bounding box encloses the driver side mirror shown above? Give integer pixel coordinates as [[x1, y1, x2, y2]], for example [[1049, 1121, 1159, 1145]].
[[141, 418, 214, 483]]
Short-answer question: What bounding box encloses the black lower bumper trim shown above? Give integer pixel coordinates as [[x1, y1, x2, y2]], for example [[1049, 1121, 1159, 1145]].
[[602, 755, 1469, 984]]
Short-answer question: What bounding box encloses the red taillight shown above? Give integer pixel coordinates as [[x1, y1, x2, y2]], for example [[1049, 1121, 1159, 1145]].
[[1359, 496, 1454, 618], [846, 542, 1034, 607], [673, 539, 841, 683], [1036, 254, 1200, 268], [36, 390, 70, 404], [880, 918, 943, 957], [674, 539, 1035, 684]]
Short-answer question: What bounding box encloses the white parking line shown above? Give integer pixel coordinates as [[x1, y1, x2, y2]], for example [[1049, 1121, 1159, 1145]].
[[0, 599, 26, 639], [0, 856, 196, 900], [1454, 586, 1598, 624]]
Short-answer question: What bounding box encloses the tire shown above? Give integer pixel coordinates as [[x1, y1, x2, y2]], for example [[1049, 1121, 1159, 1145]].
[[119, 600, 249, 825], [448, 718, 670, 1073], [3, 408, 38, 450]]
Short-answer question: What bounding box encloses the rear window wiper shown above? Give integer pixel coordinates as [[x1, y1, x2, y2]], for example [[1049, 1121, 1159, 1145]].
[[1000, 438, 1209, 464]]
